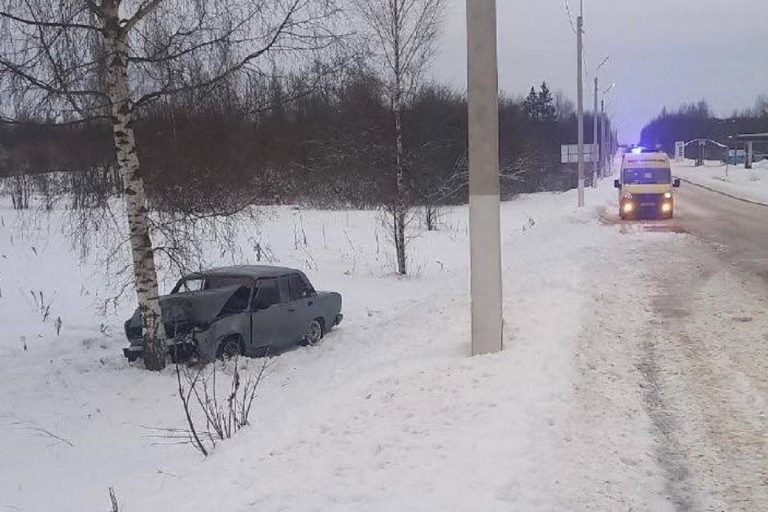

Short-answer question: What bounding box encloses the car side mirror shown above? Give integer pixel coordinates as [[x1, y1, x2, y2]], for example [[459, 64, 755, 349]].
[[614, 179, 621, 189], [673, 178, 681, 188]]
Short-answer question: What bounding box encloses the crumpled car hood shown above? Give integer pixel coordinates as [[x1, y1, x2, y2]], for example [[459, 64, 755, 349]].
[[127, 285, 243, 332], [162, 285, 243, 326]]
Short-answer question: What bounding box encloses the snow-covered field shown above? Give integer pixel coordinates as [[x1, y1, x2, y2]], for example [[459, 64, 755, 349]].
[[673, 159, 768, 204], [0, 182, 685, 511]]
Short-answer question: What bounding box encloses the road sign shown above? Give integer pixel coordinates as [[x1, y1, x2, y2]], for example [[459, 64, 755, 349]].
[[675, 141, 685, 162], [561, 144, 597, 164]]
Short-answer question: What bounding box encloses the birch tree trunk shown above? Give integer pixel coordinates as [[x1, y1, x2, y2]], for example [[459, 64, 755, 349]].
[[103, 3, 166, 371], [353, 0, 444, 276], [392, 1, 407, 276], [1, 0, 343, 371], [393, 91, 407, 275]]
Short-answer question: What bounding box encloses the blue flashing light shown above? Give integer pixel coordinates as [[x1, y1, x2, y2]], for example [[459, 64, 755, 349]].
[[631, 146, 645, 154]]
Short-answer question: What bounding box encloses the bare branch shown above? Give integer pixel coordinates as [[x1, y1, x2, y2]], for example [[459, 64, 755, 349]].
[[121, 0, 164, 34], [0, 9, 100, 32]]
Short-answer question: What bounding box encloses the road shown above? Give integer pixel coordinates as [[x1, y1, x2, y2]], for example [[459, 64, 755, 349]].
[[636, 182, 768, 511], [676, 181, 768, 282]]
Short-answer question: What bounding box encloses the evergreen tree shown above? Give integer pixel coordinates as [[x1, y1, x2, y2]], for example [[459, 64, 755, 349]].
[[538, 82, 556, 121], [523, 86, 539, 120]]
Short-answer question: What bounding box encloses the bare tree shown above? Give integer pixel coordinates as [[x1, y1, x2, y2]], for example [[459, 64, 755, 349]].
[[108, 487, 119, 512], [753, 94, 768, 118], [352, 0, 445, 275], [0, 0, 341, 370], [171, 356, 271, 456]]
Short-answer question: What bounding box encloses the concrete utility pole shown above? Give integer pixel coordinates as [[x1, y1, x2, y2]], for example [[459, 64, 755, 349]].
[[576, 4, 585, 206], [600, 98, 605, 173], [592, 76, 599, 186], [600, 82, 615, 174], [466, 0, 503, 356], [609, 123, 620, 174], [592, 57, 609, 186]]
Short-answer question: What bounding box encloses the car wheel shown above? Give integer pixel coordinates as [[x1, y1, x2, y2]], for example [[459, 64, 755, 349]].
[[217, 336, 243, 360], [303, 319, 323, 346]]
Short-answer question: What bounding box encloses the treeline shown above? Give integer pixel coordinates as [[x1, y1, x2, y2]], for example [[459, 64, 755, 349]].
[[640, 97, 768, 157], [0, 72, 609, 211]]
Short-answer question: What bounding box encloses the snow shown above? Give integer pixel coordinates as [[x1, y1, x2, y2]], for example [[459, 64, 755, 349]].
[[673, 159, 768, 205], [0, 181, 683, 511]]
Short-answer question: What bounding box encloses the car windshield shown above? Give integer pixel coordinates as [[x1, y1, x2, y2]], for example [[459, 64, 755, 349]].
[[172, 275, 252, 294], [204, 276, 253, 290], [173, 278, 204, 293], [623, 168, 671, 185]]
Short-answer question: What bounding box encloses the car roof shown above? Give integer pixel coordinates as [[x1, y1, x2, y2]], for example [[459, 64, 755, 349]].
[[185, 265, 303, 280], [623, 152, 670, 168]]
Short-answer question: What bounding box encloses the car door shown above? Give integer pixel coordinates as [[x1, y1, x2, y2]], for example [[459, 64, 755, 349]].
[[250, 278, 294, 353], [287, 273, 316, 343]]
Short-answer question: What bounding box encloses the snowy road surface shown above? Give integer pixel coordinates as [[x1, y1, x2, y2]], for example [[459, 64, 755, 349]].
[[621, 181, 768, 511], [1, 179, 767, 511]]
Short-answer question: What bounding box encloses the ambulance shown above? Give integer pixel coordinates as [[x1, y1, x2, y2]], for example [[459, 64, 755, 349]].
[[614, 150, 680, 220]]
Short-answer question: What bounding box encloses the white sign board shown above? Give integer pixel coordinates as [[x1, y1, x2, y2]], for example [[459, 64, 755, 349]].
[[674, 141, 685, 162], [561, 144, 597, 164]]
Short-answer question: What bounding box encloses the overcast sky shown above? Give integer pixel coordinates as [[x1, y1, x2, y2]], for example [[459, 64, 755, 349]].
[[430, 0, 768, 142]]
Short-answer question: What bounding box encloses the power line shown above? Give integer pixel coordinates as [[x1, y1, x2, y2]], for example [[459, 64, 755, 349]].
[[583, 46, 591, 80], [563, 0, 577, 34], [565, 1, 592, 80]]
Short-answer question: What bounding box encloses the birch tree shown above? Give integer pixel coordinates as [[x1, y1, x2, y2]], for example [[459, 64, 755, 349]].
[[0, 0, 341, 370], [352, 0, 445, 275]]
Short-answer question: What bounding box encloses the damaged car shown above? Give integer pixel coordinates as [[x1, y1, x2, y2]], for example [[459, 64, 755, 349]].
[[123, 265, 343, 362]]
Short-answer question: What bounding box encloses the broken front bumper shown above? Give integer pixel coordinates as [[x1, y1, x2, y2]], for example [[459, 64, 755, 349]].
[[123, 341, 199, 363], [123, 345, 143, 362], [123, 329, 202, 363]]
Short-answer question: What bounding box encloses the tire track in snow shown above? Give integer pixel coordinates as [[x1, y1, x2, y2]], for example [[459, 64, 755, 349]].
[[557, 231, 676, 511], [638, 325, 698, 512], [643, 236, 768, 511]]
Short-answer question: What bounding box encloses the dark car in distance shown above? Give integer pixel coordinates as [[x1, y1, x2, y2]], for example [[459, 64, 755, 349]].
[[123, 265, 343, 362]]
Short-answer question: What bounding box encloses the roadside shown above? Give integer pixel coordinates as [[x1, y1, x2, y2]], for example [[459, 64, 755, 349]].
[[9, 181, 766, 512], [0, 184, 681, 512], [11, 179, 765, 512], [120, 185, 684, 512], [673, 160, 768, 206], [556, 217, 682, 511]]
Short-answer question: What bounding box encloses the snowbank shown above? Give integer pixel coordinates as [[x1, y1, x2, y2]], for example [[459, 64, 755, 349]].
[[673, 160, 768, 205], [0, 182, 674, 511]]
